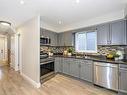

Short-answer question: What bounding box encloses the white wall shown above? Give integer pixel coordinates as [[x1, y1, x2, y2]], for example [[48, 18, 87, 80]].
[[17, 16, 40, 88]]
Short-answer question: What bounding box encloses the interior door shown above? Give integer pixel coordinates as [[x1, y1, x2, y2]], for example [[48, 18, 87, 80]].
[[0, 37, 6, 61]]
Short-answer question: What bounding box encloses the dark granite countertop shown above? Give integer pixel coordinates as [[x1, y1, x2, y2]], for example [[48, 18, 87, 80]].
[[53, 55, 127, 65]]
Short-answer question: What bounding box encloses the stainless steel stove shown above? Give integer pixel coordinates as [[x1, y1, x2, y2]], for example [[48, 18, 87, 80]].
[[40, 53, 55, 83]]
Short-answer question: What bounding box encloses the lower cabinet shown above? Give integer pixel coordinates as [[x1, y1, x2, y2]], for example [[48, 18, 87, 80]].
[[55, 57, 93, 83], [62, 58, 70, 75], [70, 59, 80, 78], [55, 57, 63, 73], [80, 60, 93, 82]]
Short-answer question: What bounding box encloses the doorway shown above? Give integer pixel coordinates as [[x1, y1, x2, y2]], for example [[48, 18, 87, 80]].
[[0, 35, 8, 66]]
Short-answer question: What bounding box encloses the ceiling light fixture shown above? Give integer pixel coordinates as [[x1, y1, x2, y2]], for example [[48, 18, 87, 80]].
[[0, 21, 11, 26], [20, 0, 25, 5], [76, 0, 80, 3]]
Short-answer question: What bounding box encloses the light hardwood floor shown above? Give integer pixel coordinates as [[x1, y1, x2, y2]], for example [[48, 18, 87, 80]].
[[0, 66, 117, 95]]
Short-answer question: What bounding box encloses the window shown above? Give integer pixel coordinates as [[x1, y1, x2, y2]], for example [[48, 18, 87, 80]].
[[75, 31, 97, 53]]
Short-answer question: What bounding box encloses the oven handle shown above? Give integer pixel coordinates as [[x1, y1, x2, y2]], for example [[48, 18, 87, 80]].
[[40, 60, 54, 65]]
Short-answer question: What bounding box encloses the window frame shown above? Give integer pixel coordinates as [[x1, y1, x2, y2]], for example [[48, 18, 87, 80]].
[[75, 30, 97, 53]]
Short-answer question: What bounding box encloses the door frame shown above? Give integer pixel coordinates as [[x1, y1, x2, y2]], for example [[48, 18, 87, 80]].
[[14, 32, 21, 72]]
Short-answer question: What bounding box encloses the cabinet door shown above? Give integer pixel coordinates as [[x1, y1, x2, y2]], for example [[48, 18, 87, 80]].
[[97, 24, 110, 45], [55, 57, 60, 73], [40, 28, 50, 37], [119, 69, 127, 93], [40, 28, 58, 46], [110, 20, 126, 45], [80, 60, 93, 82], [62, 58, 70, 75], [55, 57, 63, 73], [70, 59, 80, 78], [50, 32, 58, 46], [57, 33, 65, 46], [64, 32, 73, 46]]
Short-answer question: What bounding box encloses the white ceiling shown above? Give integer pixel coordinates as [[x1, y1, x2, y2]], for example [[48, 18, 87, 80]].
[[0, 0, 127, 32]]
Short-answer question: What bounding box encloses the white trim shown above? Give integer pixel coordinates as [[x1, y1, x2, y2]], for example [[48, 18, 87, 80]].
[[75, 31, 97, 53], [21, 73, 41, 88], [14, 33, 20, 71]]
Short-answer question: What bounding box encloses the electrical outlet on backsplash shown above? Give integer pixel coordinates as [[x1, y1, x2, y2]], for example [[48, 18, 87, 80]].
[[40, 45, 127, 56]]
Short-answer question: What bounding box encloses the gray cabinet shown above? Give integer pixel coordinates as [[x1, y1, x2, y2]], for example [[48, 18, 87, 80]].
[[55, 57, 63, 73], [97, 24, 110, 45], [97, 20, 127, 45], [110, 20, 126, 45], [40, 28, 58, 46], [70, 59, 80, 78], [50, 32, 58, 46], [57, 33, 65, 46], [119, 69, 127, 93], [64, 32, 74, 46], [62, 58, 70, 75], [57, 32, 74, 46], [119, 64, 127, 94], [55, 57, 93, 83], [80, 60, 93, 82]]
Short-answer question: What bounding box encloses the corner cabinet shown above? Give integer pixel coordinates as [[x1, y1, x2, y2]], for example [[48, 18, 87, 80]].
[[57, 32, 74, 46], [97, 20, 127, 45], [57, 33, 65, 46]]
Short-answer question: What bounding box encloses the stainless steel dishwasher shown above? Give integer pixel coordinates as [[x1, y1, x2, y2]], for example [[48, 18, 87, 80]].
[[94, 62, 118, 91], [118, 64, 127, 95]]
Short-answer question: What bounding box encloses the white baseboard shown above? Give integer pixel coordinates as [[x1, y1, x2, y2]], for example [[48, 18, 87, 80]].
[[21, 73, 41, 88]]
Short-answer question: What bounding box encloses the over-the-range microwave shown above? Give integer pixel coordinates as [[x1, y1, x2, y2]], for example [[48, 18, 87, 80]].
[[40, 36, 51, 45]]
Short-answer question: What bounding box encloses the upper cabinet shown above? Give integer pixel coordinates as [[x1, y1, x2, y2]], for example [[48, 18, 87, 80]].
[[97, 23, 110, 45], [40, 28, 58, 46], [40, 28, 74, 46], [57, 32, 74, 46], [110, 20, 126, 45], [40, 19, 126, 46], [97, 20, 127, 45], [57, 33, 65, 46]]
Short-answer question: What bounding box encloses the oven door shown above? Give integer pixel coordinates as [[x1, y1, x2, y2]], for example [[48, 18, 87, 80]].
[[40, 61, 54, 77]]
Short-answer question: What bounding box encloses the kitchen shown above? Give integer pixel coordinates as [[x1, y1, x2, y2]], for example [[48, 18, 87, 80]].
[[1, 0, 127, 95], [40, 19, 127, 95]]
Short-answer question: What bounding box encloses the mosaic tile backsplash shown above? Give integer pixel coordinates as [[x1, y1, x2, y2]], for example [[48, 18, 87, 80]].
[[40, 45, 127, 55]]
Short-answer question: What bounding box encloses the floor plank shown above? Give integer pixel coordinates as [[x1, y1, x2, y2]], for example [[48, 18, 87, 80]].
[[0, 66, 117, 95]]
